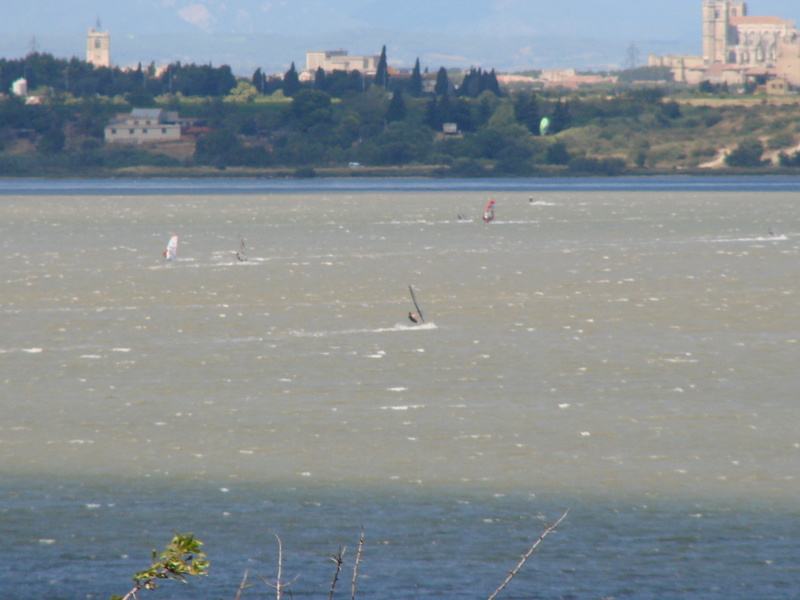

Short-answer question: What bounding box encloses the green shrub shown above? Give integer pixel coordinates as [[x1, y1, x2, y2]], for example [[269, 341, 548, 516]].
[[725, 138, 766, 167], [767, 131, 795, 150]]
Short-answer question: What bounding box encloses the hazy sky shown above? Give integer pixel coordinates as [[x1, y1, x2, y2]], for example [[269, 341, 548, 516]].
[[4, 0, 800, 74]]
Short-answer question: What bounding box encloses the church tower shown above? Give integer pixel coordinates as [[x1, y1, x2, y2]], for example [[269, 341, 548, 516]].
[[86, 25, 110, 68], [702, 0, 748, 64]]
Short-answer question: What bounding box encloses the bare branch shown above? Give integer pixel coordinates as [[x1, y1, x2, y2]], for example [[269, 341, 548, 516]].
[[276, 535, 283, 600], [327, 546, 346, 600], [350, 526, 365, 600], [233, 569, 249, 600], [486, 509, 569, 600]]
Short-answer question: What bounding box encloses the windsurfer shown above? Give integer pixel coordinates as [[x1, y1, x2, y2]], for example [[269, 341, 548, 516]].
[[164, 234, 178, 261], [483, 199, 495, 222], [408, 312, 420, 324]]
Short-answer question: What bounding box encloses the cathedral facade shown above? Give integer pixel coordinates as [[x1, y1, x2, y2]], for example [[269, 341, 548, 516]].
[[651, 1, 800, 88], [703, 1, 796, 67]]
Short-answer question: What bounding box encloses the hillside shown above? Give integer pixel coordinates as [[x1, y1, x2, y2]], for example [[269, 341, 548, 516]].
[[555, 95, 800, 172], [2, 88, 800, 178]]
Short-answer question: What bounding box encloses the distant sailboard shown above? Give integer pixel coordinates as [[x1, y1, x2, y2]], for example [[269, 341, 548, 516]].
[[163, 234, 178, 261], [408, 285, 425, 324], [237, 237, 247, 261], [483, 199, 495, 223]]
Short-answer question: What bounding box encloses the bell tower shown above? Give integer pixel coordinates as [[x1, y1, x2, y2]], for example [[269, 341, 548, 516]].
[[86, 21, 110, 68], [702, 1, 748, 64]]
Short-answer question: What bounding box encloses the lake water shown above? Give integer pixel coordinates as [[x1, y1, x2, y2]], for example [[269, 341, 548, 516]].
[[1, 178, 799, 600]]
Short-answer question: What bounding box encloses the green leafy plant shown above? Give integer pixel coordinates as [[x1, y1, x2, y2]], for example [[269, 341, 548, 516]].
[[111, 533, 209, 600]]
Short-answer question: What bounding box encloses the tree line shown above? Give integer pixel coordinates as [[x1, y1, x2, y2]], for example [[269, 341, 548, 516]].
[[2, 47, 502, 102], [3, 47, 798, 176]]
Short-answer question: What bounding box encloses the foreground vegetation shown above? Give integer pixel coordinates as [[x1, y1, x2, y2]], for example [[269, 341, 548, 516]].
[[2, 51, 800, 178], [112, 513, 567, 600]]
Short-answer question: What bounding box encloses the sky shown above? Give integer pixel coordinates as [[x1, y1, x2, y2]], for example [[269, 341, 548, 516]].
[[3, 0, 800, 75]]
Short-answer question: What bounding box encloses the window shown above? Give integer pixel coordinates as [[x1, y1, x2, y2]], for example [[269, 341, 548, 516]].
[[129, 129, 135, 134], [143, 129, 148, 134], [162, 128, 167, 134], [95, 39, 101, 49]]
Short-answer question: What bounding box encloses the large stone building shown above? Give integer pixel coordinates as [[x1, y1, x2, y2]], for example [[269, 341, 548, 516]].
[[650, 1, 800, 88], [305, 50, 379, 77]]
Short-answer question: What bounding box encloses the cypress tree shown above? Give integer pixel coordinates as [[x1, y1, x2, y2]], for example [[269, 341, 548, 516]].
[[314, 66, 326, 90], [374, 45, 389, 88], [434, 66, 449, 96], [409, 58, 423, 97], [251, 67, 263, 93], [460, 67, 481, 97], [486, 69, 501, 96], [282, 62, 301, 97]]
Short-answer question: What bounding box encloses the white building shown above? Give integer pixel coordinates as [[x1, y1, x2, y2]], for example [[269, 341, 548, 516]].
[[11, 77, 28, 97], [104, 108, 182, 144], [305, 50, 379, 75]]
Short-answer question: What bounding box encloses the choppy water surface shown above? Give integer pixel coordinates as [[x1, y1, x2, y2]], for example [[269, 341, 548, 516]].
[[1, 181, 799, 599]]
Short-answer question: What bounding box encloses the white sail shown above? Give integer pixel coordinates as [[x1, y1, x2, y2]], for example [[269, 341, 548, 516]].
[[164, 234, 178, 260]]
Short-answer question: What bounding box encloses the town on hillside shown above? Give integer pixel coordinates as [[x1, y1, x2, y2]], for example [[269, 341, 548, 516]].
[[2, 0, 800, 177]]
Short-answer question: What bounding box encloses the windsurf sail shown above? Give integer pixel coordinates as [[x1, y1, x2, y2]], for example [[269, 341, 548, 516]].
[[483, 199, 495, 223], [409, 285, 425, 323], [163, 234, 178, 261], [237, 237, 247, 261]]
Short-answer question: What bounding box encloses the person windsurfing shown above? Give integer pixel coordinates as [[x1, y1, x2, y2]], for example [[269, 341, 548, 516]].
[[408, 285, 425, 324], [236, 237, 247, 261], [163, 234, 178, 261]]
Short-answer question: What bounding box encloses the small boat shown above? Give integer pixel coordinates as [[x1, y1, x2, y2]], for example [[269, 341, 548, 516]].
[[483, 199, 495, 223], [163, 234, 178, 261]]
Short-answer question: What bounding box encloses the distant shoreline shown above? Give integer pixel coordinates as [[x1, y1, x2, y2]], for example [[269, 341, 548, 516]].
[[2, 163, 799, 180]]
